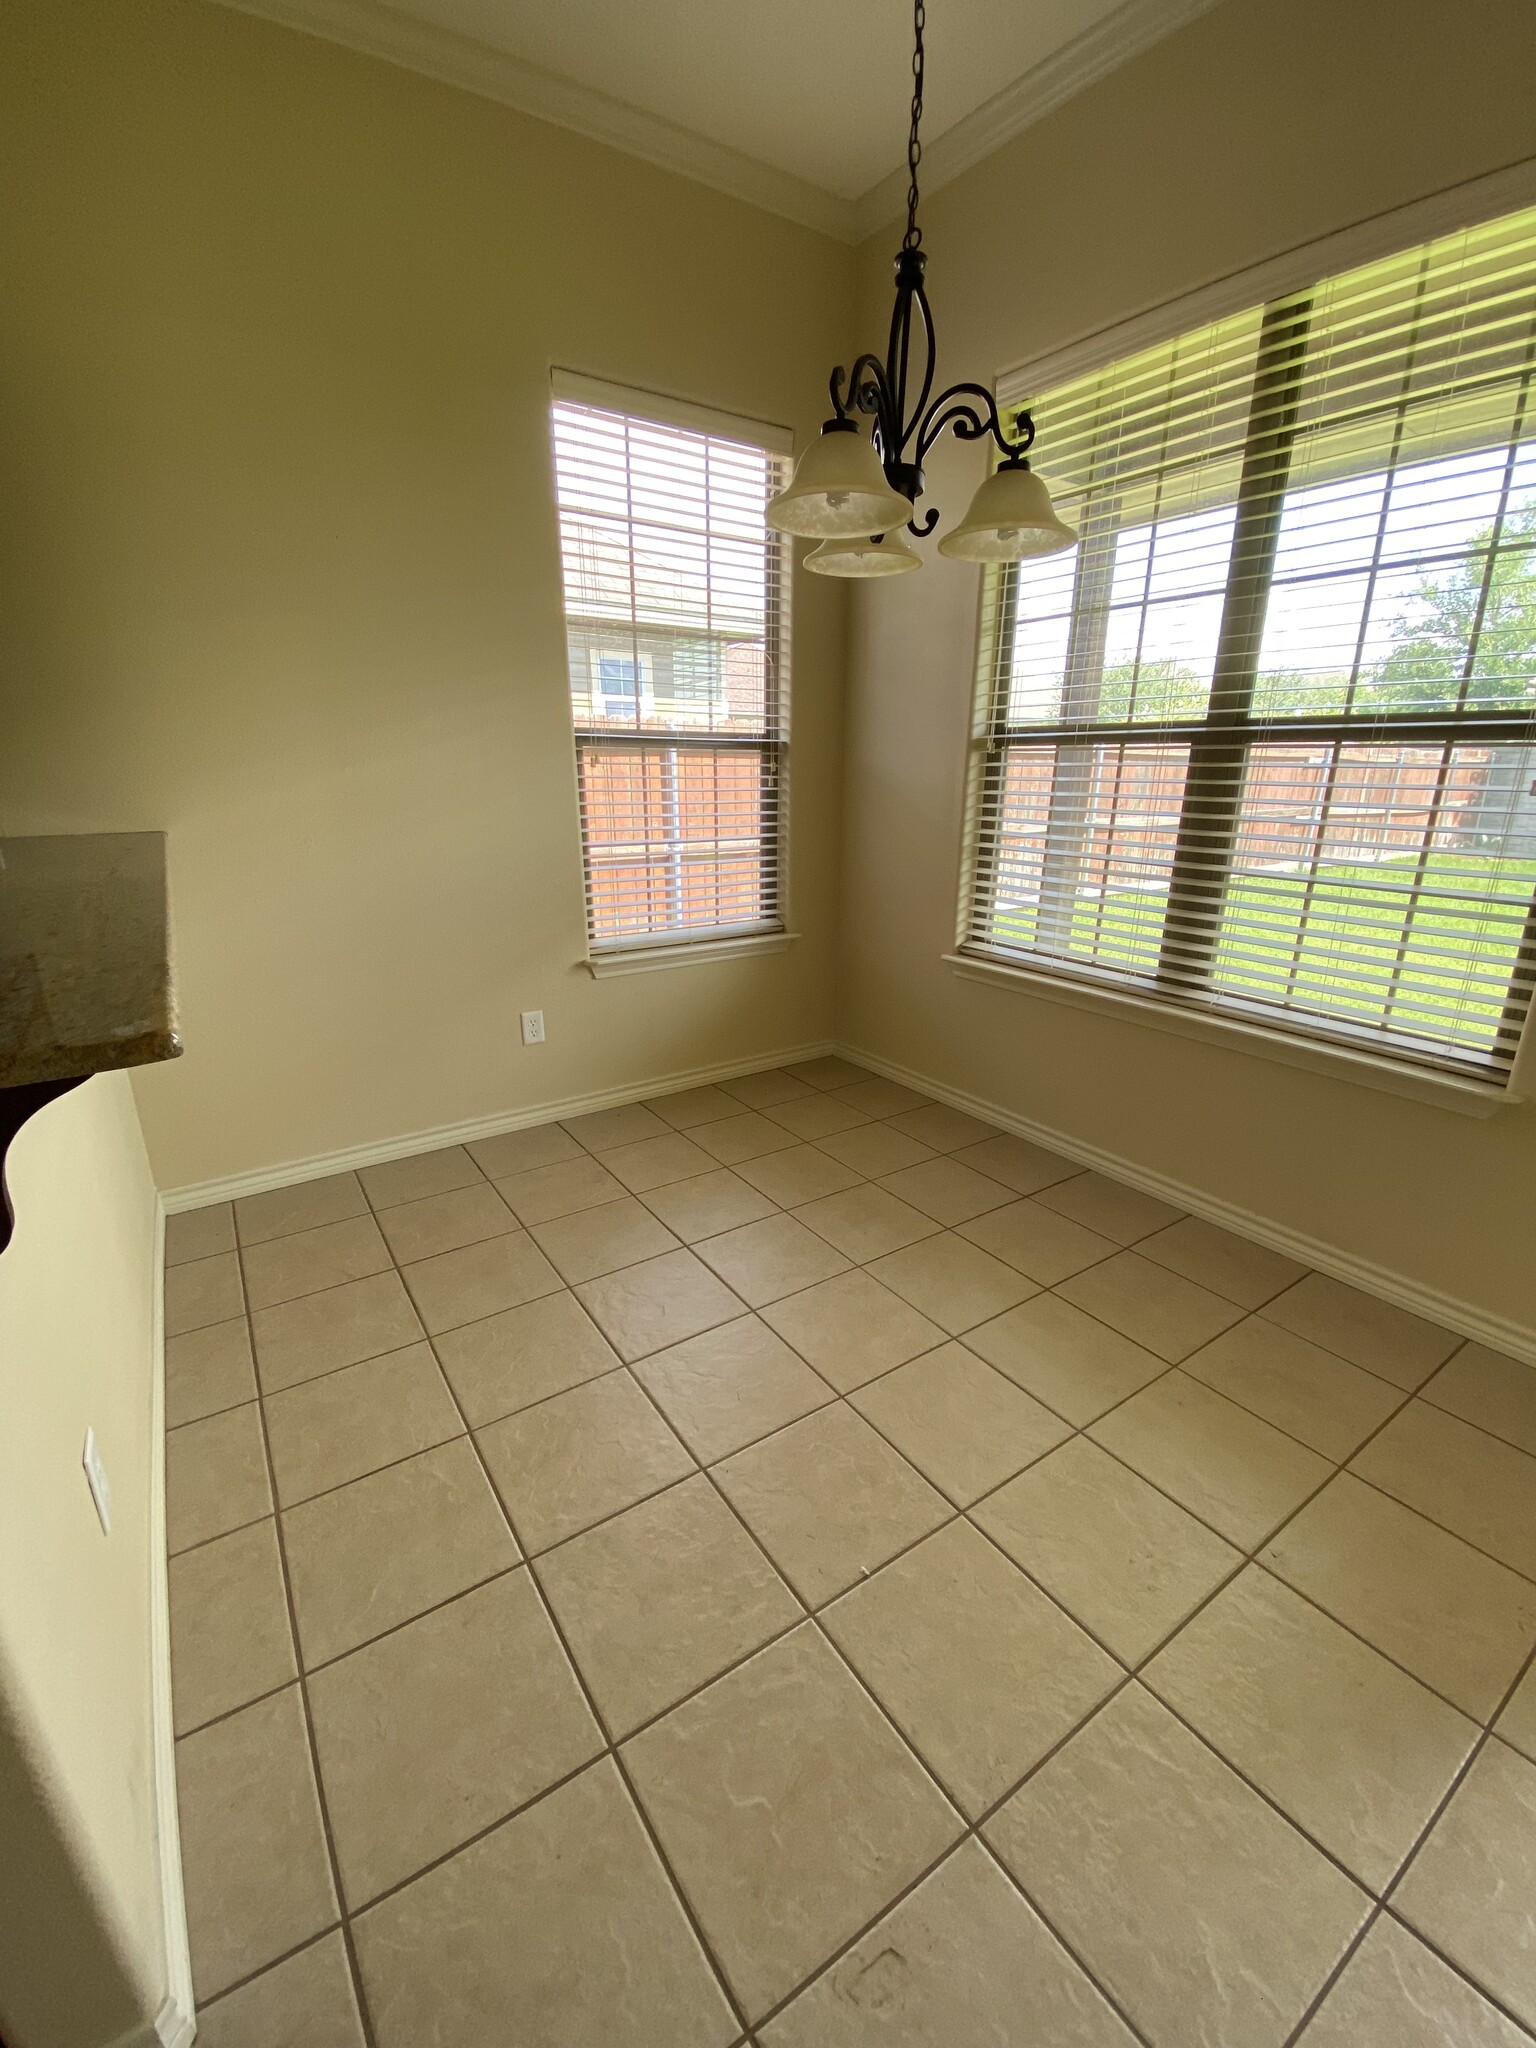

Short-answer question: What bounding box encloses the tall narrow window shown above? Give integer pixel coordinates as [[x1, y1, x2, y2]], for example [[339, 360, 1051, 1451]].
[[550, 378, 791, 956], [963, 203, 1536, 1084]]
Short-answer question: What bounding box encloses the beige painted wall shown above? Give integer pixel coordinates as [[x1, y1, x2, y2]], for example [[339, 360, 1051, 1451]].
[[0, 1076, 167, 2048], [0, 0, 851, 1193], [842, 0, 1536, 1332], [2, 0, 1532, 1331]]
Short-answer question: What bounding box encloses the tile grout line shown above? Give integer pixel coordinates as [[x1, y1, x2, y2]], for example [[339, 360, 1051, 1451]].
[[181, 1557, 528, 1734], [1276, 1902, 1388, 2048], [1371, 1915, 1536, 2044], [732, 1647, 1159, 2048], [211, 1184, 1531, 1705], [748, 1807, 1160, 2048], [697, 1259, 1525, 2022], [179, 1078, 1491, 1378], [335, 1749, 622, 1922], [520, 1579, 756, 2041], [1379, 1628, 1536, 1890], [1279, 1631, 1536, 2046], [974, 1834, 1165, 2047], [420, 1331, 762, 2043], [225, 1234, 386, 2048], [739, 1401, 1381, 2035], [1326, 1461, 1536, 1592], [944, 1362, 1536, 1730], [243, 1368, 1490, 2007], [211, 1251, 1521, 1988], [1377, 1903, 1536, 2044], [209, 1160, 1529, 1737], [515, 1274, 1159, 2040], [169, 1063, 1535, 2040], [608, 1291, 1283, 2032], [176, 1076, 1165, 2026], [187, 1924, 352, 2021], [210, 1088, 1481, 1469], [952, 1336, 1536, 1604], [173, 1670, 316, 1747], [158, 1203, 1466, 1424], [335, 1128, 1156, 2036], [187, 1268, 1521, 1640], [950, 1380, 1536, 2031]]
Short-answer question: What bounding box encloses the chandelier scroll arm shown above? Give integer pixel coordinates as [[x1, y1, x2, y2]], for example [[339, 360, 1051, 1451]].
[[830, 353, 900, 444], [915, 383, 1037, 467]]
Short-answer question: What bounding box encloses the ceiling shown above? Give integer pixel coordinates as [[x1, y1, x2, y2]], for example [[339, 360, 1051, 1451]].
[[215, 0, 1222, 240]]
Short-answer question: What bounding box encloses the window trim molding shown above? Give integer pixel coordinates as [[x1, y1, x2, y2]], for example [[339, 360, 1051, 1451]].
[[583, 928, 798, 977], [956, 158, 1536, 1108], [552, 378, 793, 956], [550, 368, 793, 455], [943, 946, 1519, 1117]]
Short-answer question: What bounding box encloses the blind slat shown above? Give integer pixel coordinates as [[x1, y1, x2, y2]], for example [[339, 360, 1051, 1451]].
[[966, 203, 1536, 1081], [552, 398, 790, 946]]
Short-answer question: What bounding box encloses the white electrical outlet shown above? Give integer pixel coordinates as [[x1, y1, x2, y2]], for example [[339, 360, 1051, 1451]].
[[520, 1009, 546, 1046], [83, 1428, 112, 1535]]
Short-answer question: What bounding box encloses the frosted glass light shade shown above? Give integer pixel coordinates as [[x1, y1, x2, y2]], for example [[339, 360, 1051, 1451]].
[[804, 528, 922, 577], [766, 423, 915, 539], [937, 462, 1077, 561]]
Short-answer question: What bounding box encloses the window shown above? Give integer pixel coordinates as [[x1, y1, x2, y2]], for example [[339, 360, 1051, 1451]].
[[963, 203, 1536, 1085], [550, 377, 791, 954]]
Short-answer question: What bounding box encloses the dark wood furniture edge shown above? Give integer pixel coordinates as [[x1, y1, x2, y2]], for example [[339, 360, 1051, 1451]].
[[0, 1077, 90, 1255]]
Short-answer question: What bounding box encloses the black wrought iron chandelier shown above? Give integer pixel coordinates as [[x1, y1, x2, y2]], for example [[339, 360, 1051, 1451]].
[[767, 0, 1077, 576]]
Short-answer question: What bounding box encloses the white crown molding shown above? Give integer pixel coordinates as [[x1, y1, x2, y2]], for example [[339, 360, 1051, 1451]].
[[210, 0, 1223, 247], [209, 0, 856, 240], [849, 0, 1228, 244]]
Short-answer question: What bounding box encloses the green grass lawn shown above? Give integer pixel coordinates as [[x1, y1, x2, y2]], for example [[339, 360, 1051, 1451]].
[[992, 853, 1536, 1053]]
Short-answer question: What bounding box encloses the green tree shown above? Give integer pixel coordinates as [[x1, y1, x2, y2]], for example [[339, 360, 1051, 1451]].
[[1077, 501, 1536, 721], [1366, 502, 1536, 709], [1099, 657, 1345, 719], [1097, 657, 1209, 721]]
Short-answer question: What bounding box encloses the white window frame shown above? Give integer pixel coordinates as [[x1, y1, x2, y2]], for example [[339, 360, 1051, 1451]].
[[950, 160, 1536, 1118], [550, 371, 797, 975]]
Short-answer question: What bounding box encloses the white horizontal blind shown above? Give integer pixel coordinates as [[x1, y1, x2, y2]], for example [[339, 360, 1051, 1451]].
[[551, 396, 791, 947], [965, 203, 1536, 1080]]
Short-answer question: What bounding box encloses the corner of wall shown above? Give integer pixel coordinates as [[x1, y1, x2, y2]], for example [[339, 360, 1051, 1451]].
[[0, 1076, 189, 2048]]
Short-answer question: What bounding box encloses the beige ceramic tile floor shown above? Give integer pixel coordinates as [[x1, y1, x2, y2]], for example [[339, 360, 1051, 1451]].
[[163, 1056, 1536, 2047]]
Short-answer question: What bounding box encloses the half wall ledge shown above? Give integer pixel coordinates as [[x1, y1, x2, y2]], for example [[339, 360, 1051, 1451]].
[[0, 832, 181, 1253]]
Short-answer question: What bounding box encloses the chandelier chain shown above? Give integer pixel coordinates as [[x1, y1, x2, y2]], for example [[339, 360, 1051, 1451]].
[[793, 0, 1058, 558], [903, 0, 925, 252]]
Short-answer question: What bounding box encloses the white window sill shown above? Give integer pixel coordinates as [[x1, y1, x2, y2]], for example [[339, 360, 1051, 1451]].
[[943, 949, 1521, 1119], [585, 930, 799, 978]]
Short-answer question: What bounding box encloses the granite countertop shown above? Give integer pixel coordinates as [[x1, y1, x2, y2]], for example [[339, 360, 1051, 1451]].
[[0, 833, 182, 1089]]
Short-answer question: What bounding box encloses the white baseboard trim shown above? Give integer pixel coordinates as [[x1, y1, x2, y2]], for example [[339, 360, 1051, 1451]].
[[148, 1207, 196, 2048], [839, 1042, 1536, 1368], [157, 1024, 1528, 1364], [160, 1040, 837, 1211], [153, 1996, 195, 2048], [106, 1995, 194, 2048]]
